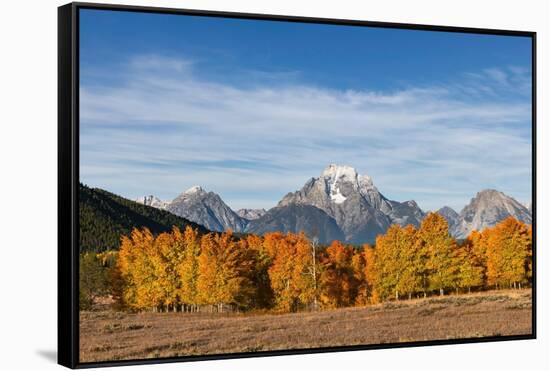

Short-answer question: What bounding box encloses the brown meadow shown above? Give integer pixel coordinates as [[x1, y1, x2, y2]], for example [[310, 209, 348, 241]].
[[80, 289, 532, 362]]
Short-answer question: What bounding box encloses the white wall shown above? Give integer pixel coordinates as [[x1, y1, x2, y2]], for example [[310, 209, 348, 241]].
[[0, 0, 546, 369]]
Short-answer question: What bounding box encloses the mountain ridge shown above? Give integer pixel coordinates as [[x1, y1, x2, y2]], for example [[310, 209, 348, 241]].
[[131, 165, 531, 243], [79, 184, 207, 252], [237, 208, 267, 220], [453, 189, 531, 238], [276, 164, 425, 243], [166, 186, 247, 232], [246, 204, 345, 242]]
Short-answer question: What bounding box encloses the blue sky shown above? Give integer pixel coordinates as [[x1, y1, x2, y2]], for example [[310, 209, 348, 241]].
[[79, 8, 533, 212]]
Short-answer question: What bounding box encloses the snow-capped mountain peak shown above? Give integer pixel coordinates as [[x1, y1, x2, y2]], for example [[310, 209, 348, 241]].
[[171, 186, 207, 203], [277, 164, 425, 243], [320, 164, 380, 201], [135, 195, 168, 209], [184, 185, 204, 195], [236, 208, 267, 220], [358, 173, 374, 187], [321, 165, 356, 204], [321, 164, 358, 181], [330, 187, 347, 204], [322, 164, 375, 204], [168, 186, 246, 232]]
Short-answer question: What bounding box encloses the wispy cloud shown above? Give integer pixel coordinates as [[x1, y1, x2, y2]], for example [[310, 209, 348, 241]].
[[80, 55, 532, 211], [129, 54, 194, 72]]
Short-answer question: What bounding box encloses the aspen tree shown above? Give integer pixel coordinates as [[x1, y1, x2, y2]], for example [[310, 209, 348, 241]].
[[417, 213, 456, 296], [351, 249, 367, 305], [178, 226, 200, 311], [245, 234, 274, 309], [196, 231, 254, 312], [363, 244, 378, 303], [464, 229, 488, 286], [373, 225, 406, 300], [267, 233, 316, 311], [457, 236, 484, 293], [396, 225, 422, 300], [319, 241, 356, 308], [486, 217, 531, 289]]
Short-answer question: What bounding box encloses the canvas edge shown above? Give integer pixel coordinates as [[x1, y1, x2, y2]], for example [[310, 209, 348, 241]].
[[58, 3, 79, 369], [530, 31, 537, 340], [72, 1, 535, 36], [57, 2, 537, 369]]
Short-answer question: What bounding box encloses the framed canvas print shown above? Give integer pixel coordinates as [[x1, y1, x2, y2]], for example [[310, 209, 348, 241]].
[[58, 2, 536, 368]]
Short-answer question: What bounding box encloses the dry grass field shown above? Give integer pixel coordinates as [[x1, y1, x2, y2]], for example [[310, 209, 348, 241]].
[[80, 289, 532, 362]]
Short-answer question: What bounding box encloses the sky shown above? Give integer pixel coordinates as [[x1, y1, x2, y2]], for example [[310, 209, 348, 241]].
[[79, 8, 533, 212]]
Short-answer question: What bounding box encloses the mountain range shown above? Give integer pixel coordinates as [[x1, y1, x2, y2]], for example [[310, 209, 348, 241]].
[[236, 208, 267, 220], [80, 184, 206, 252], [165, 186, 247, 233], [442, 189, 532, 239], [136, 164, 532, 244]]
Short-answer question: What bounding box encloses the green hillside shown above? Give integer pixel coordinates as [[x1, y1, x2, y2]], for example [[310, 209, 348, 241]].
[[79, 184, 207, 252]]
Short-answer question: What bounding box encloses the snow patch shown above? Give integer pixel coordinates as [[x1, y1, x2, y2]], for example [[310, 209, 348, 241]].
[[330, 187, 347, 204], [135, 195, 168, 209], [324, 165, 348, 204], [184, 185, 203, 194], [322, 164, 358, 181]]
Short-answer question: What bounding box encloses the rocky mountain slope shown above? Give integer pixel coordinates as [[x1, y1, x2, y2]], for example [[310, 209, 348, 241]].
[[166, 186, 247, 232], [275, 164, 424, 243], [237, 208, 267, 220], [453, 189, 532, 238], [131, 166, 531, 243], [437, 206, 461, 235], [246, 204, 345, 243]]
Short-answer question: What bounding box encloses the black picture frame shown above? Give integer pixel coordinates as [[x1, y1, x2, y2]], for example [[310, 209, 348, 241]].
[[58, 2, 537, 368]]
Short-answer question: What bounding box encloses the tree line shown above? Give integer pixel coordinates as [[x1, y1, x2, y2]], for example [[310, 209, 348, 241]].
[[80, 213, 532, 312]]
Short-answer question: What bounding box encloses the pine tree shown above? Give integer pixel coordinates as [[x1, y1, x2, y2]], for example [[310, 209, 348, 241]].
[[79, 253, 109, 310]]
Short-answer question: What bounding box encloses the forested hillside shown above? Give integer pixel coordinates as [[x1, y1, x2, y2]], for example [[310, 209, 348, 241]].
[[79, 184, 207, 252]]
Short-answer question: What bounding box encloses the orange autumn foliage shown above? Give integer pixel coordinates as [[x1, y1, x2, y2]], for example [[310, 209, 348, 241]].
[[114, 216, 532, 313], [485, 217, 531, 289], [319, 241, 359, 308]]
